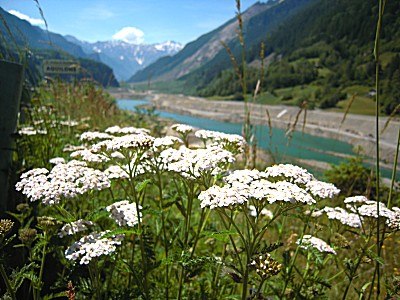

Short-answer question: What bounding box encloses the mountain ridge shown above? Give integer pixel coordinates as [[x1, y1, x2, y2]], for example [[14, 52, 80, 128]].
[[128, 0, 314, 83], [64, 36, 183, 81]]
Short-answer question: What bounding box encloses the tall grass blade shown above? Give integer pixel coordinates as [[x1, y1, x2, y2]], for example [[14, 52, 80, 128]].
[[381, 103, 400, 134], [339, 93, 357, 130]]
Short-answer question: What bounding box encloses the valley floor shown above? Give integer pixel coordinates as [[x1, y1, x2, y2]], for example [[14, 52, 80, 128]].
[[109, 89, 399, 169]]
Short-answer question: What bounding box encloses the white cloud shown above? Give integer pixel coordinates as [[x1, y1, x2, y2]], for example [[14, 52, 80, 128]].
[[112, 27, 144, 44], [8, 10, 45, 26]]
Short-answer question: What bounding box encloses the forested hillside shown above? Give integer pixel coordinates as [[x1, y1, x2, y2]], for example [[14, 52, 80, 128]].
[[131, 0, 400, 114], [0, 7, 119, 87]]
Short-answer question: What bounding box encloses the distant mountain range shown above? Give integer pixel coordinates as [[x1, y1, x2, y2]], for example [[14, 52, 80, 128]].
[[65, 36, 183, 81], [0, 7, 182, 85], [0, 7, 118, 87], [128, 0, 312, 83], [128, 0, 400, 114]]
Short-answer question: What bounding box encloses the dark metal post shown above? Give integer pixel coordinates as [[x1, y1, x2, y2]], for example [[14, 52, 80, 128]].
[[0, 60, 24, 213]]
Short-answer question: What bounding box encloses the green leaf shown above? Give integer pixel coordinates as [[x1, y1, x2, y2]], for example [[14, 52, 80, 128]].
[[135, 179, 152, 192], [366, 249, 384, 265], [202, 230, 238, 242], [359, 281, 372, 299]]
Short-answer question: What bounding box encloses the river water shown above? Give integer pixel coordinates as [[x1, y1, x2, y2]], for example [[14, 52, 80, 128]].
[[116, 98, 393, 178]]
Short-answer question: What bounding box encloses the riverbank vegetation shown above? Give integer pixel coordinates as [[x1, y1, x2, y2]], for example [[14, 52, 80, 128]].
[[0, 79, 399, 299], [1, 0, 400, 298]]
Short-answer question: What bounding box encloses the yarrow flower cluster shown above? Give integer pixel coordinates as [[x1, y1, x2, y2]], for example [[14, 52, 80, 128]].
[[80, 131, 112, 141], [15, 160, 110, 205], [153, 136, 183, 151], [199, 185, 247, 209], [297, 235, 336, 255], [59, 220, 94, 238], [65, 231, 124, 265], [194, 129, 245, 152], [70, 149, 109, 163], [106, 200, 142, 227], [160, 145, 235, 179], [200, 165, 338, 209], [92, 133, 154, 152], [311, 207, 363, 228], [265, 164, 315, 185], [49, 157, 66, 165], [105, 126, 150, 135], [171, 124, 194, 134]]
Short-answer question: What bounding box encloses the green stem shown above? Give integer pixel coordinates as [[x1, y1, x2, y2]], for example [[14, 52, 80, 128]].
[[156, 170, 170, 299], [280, 210, 312, 298], [372, 0, 385, 298], [35, 232, 47, 300], [342, 234, 374, 300], [128, 163, 149, 299], [0, 263, 16, 300]]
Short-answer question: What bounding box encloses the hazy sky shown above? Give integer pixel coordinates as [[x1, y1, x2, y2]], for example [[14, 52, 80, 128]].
[[0, 0, 261, 45]]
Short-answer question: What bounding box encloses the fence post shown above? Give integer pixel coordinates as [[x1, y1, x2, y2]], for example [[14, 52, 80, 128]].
[[0, 60, 24, 214]]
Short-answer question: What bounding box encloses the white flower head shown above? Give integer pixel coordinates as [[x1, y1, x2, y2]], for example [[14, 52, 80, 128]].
[[313, 207, 363, 228], [70, 149, 110, 163], [306, 180, 340, 199], [171, 123, 194, 134], [15, 160, 110, 205], [59, 219, 94, 238], [199, 185, 247, 209], [105, 126, 150, 135], [265, 164, 315, 185], [106, 200, 141, 227], [65, 231, 124, 264], [297, 235, 336, 255], [49, 157, 66, 165], [80, 131, 113, 141]]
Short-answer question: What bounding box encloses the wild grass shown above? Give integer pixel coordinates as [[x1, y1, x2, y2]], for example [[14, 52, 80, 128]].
[[1, 0, 399, 299]]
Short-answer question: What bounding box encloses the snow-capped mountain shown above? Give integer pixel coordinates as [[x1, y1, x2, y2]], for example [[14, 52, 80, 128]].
[[65, 36, 183, 81]]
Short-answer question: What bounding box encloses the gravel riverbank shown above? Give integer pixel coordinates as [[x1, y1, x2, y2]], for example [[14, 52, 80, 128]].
[[109, 89, 399, 170]]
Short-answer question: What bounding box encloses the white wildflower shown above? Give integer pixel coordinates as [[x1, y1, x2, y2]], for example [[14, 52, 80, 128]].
[[106, 200, 142, 227], [297, 235, 336, 255], [313, 207, 362, 228], [160, 145, 234, 179], [58, 220, 94, 238], [65, 231, 124, 265], [199, 185, 247, 209], [93, 134, 154, 151], [306, 180, 340, 199], [265, 164, 315, 185], [195, 129, 245, 151], [357, 201, 394, 219], [387, 207, 400, 230], [15, 160, 110, 205], [267, 181, 315, 205], [344, 195, 368, 204], [80, 131, 113, 141], [153, 136, 182, 151], [70, 149, 110, 163], [49, 157, 66, 165], [171, 124, 194, 134], [105, 126, 150, 135], [224, 169, 266, 185], [104, 165, 129, 180]]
